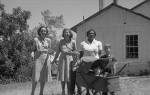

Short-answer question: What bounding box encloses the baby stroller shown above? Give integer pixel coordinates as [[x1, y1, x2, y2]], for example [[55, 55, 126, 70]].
[[76, 56, 121, 95]]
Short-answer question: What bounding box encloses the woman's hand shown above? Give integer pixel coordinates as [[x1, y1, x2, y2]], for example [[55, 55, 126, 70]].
[[72, 66, 78, 71], [41, 49, 54, 55], [48, 50, 54, 55], [66, 51, 72, 55], [72, 51, 79, 56], [31, 52, 34, 58], [64, 50, 73, 55]]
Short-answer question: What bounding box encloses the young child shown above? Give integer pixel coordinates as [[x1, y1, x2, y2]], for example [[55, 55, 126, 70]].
[[93, 66, 103, 76], [100, 44, 117, 95], [100, 44, 117, 75], [70, 52, 81, 95]]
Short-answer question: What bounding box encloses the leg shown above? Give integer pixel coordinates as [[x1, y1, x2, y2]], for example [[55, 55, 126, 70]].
[[80, 86, 87, 95], [67, 81, 70, 95], [39, 82, 45, 95], [76, 84, 82, 95], [86, 89, 90, 95], [94, 91, 101, 95], [61, 81, 66, 95], [70, 71, 76, 95], [102, 92, 107, 95], [31, 81, 37, 95]]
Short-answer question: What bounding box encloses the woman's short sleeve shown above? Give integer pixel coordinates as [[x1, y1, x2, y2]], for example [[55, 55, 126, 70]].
[[72, 40, 77, 51], [98, 41, 103, 50], [79, 41, 84, 51], [46, 38, 51, 49], [57, 40, 62, 52]]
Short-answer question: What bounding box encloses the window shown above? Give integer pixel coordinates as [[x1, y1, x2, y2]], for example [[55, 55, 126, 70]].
[[126, 35, 138, 59]]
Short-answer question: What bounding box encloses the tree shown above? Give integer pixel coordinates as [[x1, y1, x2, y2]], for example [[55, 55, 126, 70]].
[[0, 2, 32, 79], [41, 10, 65, 51], [41, 9, 64, 29]]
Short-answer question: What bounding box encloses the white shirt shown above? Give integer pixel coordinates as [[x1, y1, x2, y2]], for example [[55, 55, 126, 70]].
[[80, 39, 103, 59]]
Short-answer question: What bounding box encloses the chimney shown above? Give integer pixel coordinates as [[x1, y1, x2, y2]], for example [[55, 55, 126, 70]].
[[99, 0, 103, 11], [113, 0, 118, 4]]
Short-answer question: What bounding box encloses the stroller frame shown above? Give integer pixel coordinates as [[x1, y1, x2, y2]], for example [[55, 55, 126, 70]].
[[75, 58, 121, 95]]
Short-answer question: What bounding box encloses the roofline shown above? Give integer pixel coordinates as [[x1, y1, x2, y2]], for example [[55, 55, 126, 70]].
[[131, 0, 150, 10], [70, 2, 150, 32], [116, 3, 150, 20], [70, 3, 115, 32]]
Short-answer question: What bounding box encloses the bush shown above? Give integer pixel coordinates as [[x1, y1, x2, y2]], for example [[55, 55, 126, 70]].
[[0, 52, 34, 83], [14, 65, 33, 82]]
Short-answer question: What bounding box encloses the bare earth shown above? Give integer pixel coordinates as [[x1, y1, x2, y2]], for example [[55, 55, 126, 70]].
[[0, 76, 150, 95]]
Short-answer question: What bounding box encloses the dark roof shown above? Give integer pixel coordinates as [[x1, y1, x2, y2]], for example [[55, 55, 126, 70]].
[[70, 3, 150, 33], [131, 0, 150, 10]]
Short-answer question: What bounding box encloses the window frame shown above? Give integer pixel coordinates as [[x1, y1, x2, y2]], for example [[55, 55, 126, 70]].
[[123, 32, 141, 62]]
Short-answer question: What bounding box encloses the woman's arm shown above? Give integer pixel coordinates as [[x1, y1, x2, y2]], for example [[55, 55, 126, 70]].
[[51, 42, 61, 64], [79, 41, 84, 59], [113, 63, 117, 74], [69, 40, 77, 55], [72, 40, 77, 52], [98, 41, 103, 58], [98, 50, 102, 58], [30, 38, 37, 58], [79, 51, 84, 59], [47, 38, 54, 55]]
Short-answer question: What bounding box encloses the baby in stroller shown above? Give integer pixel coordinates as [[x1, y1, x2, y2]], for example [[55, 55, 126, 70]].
[[90, 59, 109, 77]]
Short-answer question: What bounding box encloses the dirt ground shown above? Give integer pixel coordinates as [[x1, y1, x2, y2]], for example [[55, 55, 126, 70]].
[[0, 76, 150, 95]]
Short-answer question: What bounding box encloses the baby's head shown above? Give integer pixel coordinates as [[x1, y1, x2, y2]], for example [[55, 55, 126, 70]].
[[93, 66, 102, 76], [103, 44, 111, 55]]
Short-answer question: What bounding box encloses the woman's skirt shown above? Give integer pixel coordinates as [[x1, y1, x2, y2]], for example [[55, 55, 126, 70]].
[[32, 53, 52, 82]]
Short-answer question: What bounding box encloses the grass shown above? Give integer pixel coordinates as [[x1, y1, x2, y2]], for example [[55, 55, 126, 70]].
[[0, 76, 150, 95]]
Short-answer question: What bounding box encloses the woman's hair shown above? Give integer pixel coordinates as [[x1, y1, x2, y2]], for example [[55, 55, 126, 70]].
[[62, 28, 73, 39], [37, 26, 48, 36], [86, 29, 96, 37]]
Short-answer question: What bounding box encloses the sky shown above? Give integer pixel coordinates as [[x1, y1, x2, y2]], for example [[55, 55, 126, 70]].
[[0, 0, 144, 35]]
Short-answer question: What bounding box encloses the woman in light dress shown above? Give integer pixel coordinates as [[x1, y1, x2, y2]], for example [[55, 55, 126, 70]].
[[51, 28, 76, 95], [30, 26, 53, 95]]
